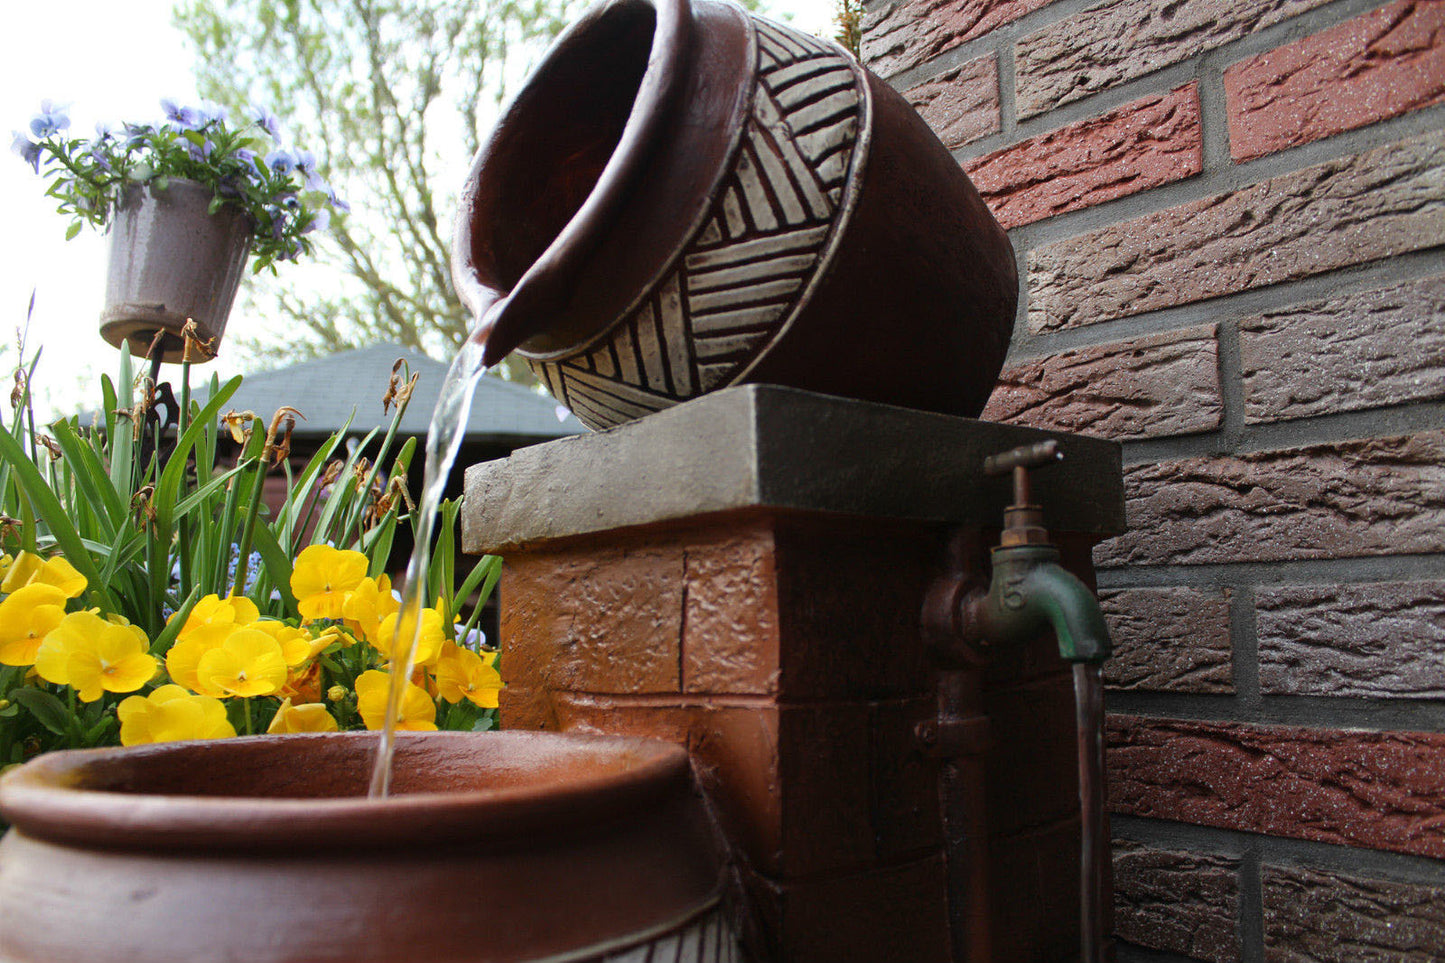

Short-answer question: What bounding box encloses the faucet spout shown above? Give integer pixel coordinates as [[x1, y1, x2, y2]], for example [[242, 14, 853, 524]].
[[966, 543, 1111, 664]]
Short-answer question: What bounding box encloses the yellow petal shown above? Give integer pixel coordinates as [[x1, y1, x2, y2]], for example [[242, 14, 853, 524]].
[[0, 583, 69, 666], [267, 698, 339, 734]]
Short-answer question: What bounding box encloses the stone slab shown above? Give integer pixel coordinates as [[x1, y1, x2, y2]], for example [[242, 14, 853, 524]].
[[462, 385, 1124, 554]]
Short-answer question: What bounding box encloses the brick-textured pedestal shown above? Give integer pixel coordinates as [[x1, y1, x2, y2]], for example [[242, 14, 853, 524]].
[[462, 386, 1123, 962]]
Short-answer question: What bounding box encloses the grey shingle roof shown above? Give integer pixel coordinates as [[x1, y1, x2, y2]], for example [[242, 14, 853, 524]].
[[197, 343, 586, 442]]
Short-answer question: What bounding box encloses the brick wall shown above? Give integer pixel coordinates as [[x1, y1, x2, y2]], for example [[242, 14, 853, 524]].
[[862, 0, 1445, 959]]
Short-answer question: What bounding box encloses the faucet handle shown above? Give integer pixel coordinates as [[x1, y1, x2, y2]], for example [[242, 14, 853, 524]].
[[984, 440, 1063, 546]]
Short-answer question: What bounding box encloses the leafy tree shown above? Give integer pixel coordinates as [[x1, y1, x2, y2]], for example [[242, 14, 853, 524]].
[[175, 0, 577, 382]]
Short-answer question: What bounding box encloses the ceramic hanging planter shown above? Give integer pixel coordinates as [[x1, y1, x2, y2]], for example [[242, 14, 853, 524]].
[[0, 730, 738, 963], [99, 177, 252, 364], [453, 0, 1017, 430]]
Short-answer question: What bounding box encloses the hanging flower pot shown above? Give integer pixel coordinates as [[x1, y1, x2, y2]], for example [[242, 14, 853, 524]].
[[15, 98, 345, 365], [99, 178, 252, 364]]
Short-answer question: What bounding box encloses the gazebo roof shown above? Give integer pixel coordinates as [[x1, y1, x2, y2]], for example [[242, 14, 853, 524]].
[[197, 343, 585, 443]]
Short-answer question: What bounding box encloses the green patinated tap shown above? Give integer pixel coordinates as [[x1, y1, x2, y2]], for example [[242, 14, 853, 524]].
[[962, 440, 1112, 664]]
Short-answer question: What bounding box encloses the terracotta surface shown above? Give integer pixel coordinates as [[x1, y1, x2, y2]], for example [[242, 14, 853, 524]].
[[454, 0, 1016, 429], [486, 513, 1113, 961], [0, 731, 730, 962]]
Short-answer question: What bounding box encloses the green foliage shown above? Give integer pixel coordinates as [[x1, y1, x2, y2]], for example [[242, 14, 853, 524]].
[[834, 0, 863, 58], [174, 0, 580, 382], [0, 349, 500, 770]]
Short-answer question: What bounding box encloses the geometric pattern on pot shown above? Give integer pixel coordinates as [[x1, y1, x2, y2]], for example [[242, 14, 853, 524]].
[[527, 17, 865, 431]]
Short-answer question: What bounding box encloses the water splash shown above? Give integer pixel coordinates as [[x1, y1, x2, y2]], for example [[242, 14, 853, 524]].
[[368, 333, 490, 798]]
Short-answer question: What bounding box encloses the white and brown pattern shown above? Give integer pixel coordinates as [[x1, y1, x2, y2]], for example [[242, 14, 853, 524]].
[[529, 16, 866, 430]]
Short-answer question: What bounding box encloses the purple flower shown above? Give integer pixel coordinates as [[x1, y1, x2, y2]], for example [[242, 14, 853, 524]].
[[328, 188, 350, 213], [94, 121, 115, 140], [246, 104, 283, 142], [186, 138, 216, 161], [301, 208, 331, 234], [10, 131, 41, 172], [89, 147, 113, 172], [160, 98, 203, 130], [233, 147, 257, 167], [198, 101, 228, 126], [265, 148, 297, 175], [29, 100, 70, 138], [121, 122, 147, 149], [294, 149, 326, 190]]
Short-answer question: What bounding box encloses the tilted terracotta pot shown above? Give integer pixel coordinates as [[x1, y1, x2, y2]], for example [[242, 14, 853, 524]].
[[99, 178, 251, 364], [452, 0, 1017, 430], [0, 731, 736, 963]]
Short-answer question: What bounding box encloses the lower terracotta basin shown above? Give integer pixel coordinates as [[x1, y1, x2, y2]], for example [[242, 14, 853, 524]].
[[0, 731, 734, 963]]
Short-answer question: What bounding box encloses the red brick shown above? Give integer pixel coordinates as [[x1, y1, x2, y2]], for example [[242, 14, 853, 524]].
[[1095, 431, 1445, 568], [1016, 0, 1333, 117], [863, 0, 1058, 79], [1257, 581, 1445, 699], [1263, 863, 1445, 961], [1029, 130, 1445, 332], [903, 55, 1000, 151], [981, 324, 1221, 441], [1100, 587, 1234, 694], [965, 84, 1202, 229], [1225, 0, 1445, 162], [1107, 715, 1445, 858], [1113, 840, 1240, 963], [1240, 274, 1445, 424]]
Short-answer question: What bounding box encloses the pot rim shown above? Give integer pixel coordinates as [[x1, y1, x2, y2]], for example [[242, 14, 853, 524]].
[[454, 0, 697, 366], [0, 730, 694, 853]]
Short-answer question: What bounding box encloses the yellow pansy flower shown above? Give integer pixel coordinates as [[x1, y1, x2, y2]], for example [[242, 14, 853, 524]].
[[267, 698, 339, 734], [34, 611, 156, 702], [0, 583, 69, 666], [433, 644, 502, 709], [374, 605, 446, 666], [165, 621, 238, 694], [168, 593, 261, 643], [341, 574, 398, 645], [195, 628, 289, 698], [291, 545, 369, 623], [118, 685, 235, 746], [1, 551, 86, 598], [355, 669, 436, 731], [247, 620, 333, 667]]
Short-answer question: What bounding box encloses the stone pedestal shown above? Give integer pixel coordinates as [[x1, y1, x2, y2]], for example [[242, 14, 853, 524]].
[[462, 386, 1124, 963]]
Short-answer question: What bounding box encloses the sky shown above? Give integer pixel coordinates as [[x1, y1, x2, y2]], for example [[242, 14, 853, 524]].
[[0, 0, 839, 420]]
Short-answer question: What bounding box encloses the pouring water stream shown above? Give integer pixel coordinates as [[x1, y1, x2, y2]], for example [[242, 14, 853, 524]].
[[368, 332, 491, 798]]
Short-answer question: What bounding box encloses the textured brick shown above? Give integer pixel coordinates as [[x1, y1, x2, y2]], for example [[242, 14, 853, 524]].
[[982, 324, 1221, 441], [1015, 0, 1333, 117], [1113, 840, 1240, 963], [1240, 274, 1445, 423], [1100, 587, 1233, 693], [863, 0, 1057, 80], [1108, 716, 1445, 858], [682, 526, 781, 695], [1225, 0, 1445, 162], [1263, 864, 1445, 962], [1257, 581, 1445, 698], [965, 84, 1202, 229], [498, 546, 683, 693], [1096, 431, 1445, 567], [1029, 131, 1445, 333], [903, 55, 1000, 150]]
